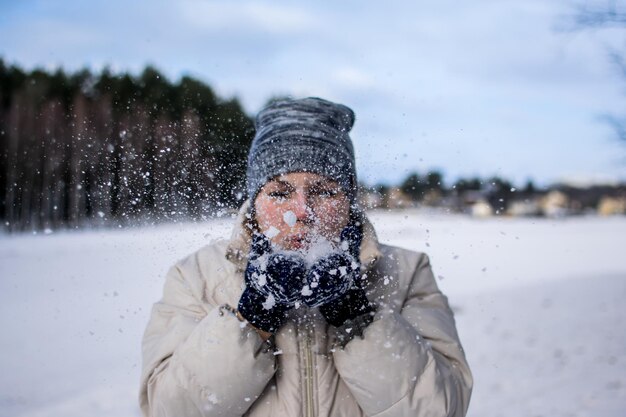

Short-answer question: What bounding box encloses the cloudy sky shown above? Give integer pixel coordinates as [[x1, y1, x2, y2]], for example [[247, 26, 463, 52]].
[[1, 0, 625, 187]]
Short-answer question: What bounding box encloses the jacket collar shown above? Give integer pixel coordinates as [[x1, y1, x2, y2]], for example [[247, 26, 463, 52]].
[[225, 200, 382, 272]]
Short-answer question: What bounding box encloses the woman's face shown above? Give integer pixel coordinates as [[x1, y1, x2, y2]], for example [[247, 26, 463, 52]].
[[254, 172, 351, 251]]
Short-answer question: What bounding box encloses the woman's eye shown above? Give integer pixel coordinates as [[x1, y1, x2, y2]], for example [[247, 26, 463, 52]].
[[268, 190, 290, 199], [312, 188, 338, 198]]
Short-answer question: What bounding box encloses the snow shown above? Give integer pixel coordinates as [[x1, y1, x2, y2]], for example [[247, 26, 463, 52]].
[[298, 234, 335, 266], [282, 210, 297, 227], [274, 234, 337, 267], [263, 225, 280, 238], [301, 285, 313, 297], [1, 211, 625, 417], [261, 294, 276, 311], [255, 272, 267, 287]]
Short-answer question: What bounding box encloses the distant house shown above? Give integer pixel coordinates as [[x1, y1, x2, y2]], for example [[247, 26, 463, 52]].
[[384, 188, 413, 209], [507, 199, 541, 217], [471, 199, 493, 218], [598, 197, 626, 216], [458, 190, 493, 217], [422, 190, 443, 207], [540, 190, 570, 217], [553, 183, 626, 214]]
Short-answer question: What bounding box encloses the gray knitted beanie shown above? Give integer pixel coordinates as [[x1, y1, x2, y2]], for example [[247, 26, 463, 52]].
[[246, 97, 357, 204]]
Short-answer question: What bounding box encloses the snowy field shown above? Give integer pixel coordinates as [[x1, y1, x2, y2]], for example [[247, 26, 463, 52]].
[[1, 210, 625, 417]]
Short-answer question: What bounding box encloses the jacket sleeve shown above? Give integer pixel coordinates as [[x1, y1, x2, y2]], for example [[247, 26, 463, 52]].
[[332, 253, 473, 417], [139, 261, 277, 417]]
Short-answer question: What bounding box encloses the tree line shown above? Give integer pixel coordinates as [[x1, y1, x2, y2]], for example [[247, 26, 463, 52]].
[[0, 60, 254, 232], [366, 171, 536, 213]]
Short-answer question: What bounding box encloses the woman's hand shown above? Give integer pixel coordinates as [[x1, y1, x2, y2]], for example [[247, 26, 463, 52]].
[[237, 233, 306, 333], [305, 223, 375, 328], [238, 223, 374, 335], [301, 252, 356, 307]]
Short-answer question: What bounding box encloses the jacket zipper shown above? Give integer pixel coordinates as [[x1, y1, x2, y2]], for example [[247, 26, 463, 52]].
[[301, 322, 315, 417]]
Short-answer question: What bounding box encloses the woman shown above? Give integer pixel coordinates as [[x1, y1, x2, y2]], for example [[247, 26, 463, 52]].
[[140, 97, 473, 417]]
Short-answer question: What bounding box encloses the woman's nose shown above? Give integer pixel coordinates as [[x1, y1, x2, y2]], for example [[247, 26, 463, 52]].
[[290, 191, 312, 220]]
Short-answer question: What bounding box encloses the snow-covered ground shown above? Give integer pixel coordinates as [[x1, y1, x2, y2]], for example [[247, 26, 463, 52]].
[[1, 211, 625, 417]]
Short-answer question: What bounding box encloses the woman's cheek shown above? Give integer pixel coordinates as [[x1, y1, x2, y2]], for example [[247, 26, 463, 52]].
[[316, 206, 347, 238], [257, 204, 295, 243], [255, 201, 279, 231]]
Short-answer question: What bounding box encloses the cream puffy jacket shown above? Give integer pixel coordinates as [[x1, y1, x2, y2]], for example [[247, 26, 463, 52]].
[[140, 210, 473, 417]]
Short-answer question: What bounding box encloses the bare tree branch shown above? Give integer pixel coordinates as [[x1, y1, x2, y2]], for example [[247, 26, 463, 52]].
[[599, 114, 626, 142], [574, 1, 626, 28], [608, 50, 626, 79], [572, 1, 626, 144]]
